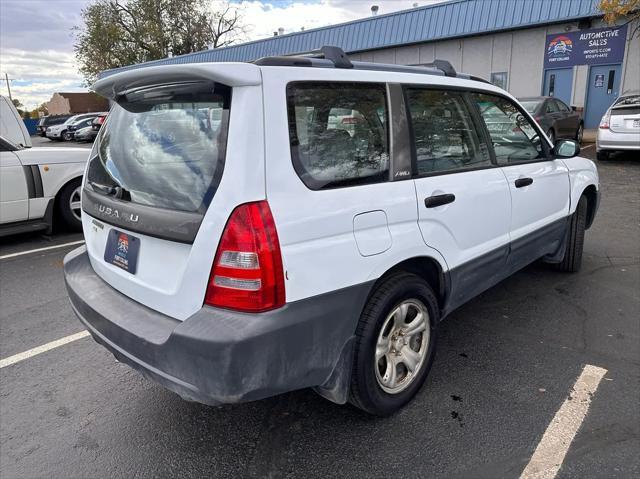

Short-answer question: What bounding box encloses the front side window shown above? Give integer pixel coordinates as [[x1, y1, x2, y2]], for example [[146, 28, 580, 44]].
[[406, 89, 491, 175], [287, 82, 389, 190], [472, 93, 546, 164]]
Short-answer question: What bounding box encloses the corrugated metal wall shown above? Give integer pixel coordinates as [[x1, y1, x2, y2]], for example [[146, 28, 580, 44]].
[[100, 0, 600, 78]]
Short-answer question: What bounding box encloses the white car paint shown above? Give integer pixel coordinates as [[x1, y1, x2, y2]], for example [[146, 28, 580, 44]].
[[0, 95, 91, 231], [79, 62, 599, 321]]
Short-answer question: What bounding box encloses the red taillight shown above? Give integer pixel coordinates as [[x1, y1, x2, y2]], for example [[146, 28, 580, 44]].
[[98, 116, 106, 124], [599, 111, 611, 129], [205, 201, 285, 312]]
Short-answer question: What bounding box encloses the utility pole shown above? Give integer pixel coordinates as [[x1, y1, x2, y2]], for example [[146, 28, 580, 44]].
[[4, 73, 12, 101]]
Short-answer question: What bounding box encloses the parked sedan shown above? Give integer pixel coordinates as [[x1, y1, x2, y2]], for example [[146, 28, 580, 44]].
[[597, 91, 640, 161], [74, 125, 98, 142], [66, 117, 98, 140], [46, 112, 104, 141], [519, 96, 583, 144]]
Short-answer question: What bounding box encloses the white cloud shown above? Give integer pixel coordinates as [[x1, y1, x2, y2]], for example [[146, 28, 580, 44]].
[[0, 48, 85, 109], [2, 0, 448, 109], [235, 0, 447, 40]]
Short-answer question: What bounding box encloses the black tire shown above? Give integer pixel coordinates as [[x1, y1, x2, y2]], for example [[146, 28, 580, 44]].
[[575, 123, 584, 144], [61, 130, 73, 141], [56, 179, 83, 231], [555, 195, 587, 273], [349, 272, 439, 416], [597, 150, 610, 161]]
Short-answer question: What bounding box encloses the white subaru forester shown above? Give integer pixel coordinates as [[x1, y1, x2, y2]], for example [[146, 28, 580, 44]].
[[64, 47, 599, 416]]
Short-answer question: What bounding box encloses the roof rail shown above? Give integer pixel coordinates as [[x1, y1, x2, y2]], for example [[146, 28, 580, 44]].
[[421, 59, 457, 77], [254, 45, 353, 69], [253, 46, 490, 84]]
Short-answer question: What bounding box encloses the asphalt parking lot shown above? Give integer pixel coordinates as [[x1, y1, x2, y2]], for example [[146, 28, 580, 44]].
[[0, 146, 638, 478]]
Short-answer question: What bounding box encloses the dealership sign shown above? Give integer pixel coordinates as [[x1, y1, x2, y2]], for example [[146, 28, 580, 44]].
[[544, 25, 627, 68]]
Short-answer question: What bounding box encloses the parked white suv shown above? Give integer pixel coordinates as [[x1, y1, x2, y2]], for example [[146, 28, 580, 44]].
[[64, 47, 600, 415], [46, 113, 101, 141], [0, 95, 91, 236]]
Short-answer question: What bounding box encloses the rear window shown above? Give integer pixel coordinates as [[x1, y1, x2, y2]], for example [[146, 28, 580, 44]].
[[613, 95, 640, 108], [287, 82, 389, 190], [520, 101, 541, 114], [86, 83, 230, 213]]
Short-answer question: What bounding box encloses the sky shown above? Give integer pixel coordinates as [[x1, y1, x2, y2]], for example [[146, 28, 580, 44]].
[[0, 0, 446, 110]]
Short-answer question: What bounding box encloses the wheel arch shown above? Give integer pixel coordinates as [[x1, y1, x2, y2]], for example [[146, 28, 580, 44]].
[[582, 184, 598, 229], [53, 176, 82, 212], [367, 256, 448, 312]]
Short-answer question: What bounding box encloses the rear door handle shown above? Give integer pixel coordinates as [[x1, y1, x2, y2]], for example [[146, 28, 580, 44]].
[[515, 177, 533, 188], [424, 193, 455, 208]]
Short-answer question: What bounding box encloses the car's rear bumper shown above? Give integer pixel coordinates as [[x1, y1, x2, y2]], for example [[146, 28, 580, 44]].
[[596, 129, 640, 151], [63, 246, 370, 405]]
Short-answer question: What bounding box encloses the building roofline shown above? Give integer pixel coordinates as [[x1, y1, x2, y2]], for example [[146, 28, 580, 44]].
[[99, 0, 603, 78]]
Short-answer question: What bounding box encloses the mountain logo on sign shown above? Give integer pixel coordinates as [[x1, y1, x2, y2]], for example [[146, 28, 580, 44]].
[[547, 35, 573, 57]]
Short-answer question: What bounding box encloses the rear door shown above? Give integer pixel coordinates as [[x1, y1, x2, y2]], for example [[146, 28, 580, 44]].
[[553, 99, 579, 138], [263, 78, 424, 303], [543, 98, 563, 136], [472, 93, 570, 270], [407, 87, 512, 309], [81, 65, 265, 320]]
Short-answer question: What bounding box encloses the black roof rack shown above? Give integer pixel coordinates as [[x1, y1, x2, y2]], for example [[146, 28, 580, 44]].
[[253, 45, 491, 84]]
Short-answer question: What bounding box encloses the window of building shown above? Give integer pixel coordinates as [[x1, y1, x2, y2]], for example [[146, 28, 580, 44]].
[[490, 72, 508, 90], [472, 93, 546, 164], [405, 89, 491, 175], [287, 82, 389, 190]]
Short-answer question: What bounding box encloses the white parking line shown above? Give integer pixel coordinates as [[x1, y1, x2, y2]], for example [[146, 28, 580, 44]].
[[520, 364, 608, 479], [0, 240, 84, 260], [0, 331, 90, 369], [581, 144, 595, 150]]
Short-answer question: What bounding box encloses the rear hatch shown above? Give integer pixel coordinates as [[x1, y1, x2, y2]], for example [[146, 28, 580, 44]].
[[82, 64, 264, 320], [610, 94, 640, 134]]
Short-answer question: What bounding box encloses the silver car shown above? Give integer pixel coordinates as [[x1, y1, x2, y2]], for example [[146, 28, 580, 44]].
[[597, 91, 640, 161]]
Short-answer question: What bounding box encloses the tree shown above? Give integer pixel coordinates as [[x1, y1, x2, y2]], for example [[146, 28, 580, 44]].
[[73, 0, 246, 84], [11, 98, 22, 109], [599, 0, 640, 37]]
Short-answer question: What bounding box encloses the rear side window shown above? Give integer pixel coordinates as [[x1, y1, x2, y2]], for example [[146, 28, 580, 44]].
[[405, 89, 491, 175], [287, 82, 389, 190], [545, 100, 559, 113], [86, 83, 230, 213]]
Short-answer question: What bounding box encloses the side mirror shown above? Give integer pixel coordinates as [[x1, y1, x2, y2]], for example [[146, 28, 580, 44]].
[[554, 139, 580, 158], [571, 106, 577, 112]]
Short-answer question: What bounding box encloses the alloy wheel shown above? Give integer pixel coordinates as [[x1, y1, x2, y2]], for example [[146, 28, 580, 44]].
[[374, 299, 430, 394], [69, 186, 82, 222]]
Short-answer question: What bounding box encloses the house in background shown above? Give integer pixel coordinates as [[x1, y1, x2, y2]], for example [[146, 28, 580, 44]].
[[46, 92, 108, 115]]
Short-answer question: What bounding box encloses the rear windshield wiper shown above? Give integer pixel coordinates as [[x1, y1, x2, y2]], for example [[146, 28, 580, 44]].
[[88, 181, 130, 200]]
